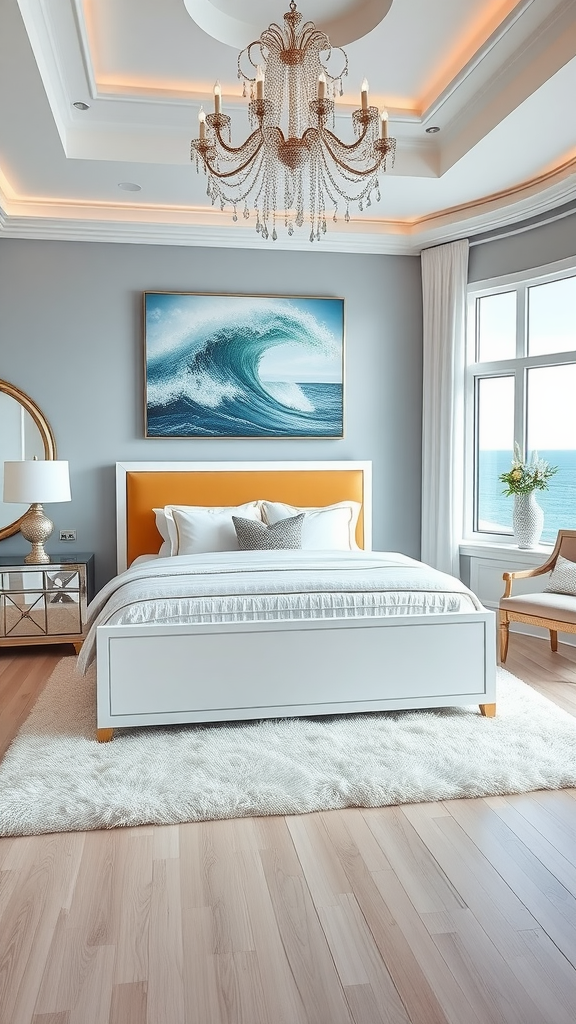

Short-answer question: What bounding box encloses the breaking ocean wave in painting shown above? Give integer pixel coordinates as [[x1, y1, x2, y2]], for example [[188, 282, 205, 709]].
[[145, 294, 344, 437]]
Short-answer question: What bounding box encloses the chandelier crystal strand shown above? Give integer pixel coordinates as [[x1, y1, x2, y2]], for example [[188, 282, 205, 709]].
[[191, 1, 395, 241]]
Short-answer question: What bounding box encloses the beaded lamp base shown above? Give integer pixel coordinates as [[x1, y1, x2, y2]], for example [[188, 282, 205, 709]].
[[20, 503, 54, 564]]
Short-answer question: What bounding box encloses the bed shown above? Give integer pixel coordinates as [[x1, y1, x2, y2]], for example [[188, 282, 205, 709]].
[[82, 460, 496, 741]]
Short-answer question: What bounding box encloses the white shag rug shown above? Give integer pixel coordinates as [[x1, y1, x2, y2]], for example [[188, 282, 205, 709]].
[[1, 659, 576, 837]]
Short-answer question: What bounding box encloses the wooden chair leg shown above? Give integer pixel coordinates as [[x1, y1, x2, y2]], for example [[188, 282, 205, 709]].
[[550, 629, 558, 652], [499, 612, 510, 663]]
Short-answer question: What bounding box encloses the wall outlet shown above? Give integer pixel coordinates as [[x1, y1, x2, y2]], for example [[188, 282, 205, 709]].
[[59, 530, 77, 541]]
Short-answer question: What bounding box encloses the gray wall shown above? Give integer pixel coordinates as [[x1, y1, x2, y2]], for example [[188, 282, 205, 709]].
[[0, 239, 423, 589], [469, 209, 576, 282]]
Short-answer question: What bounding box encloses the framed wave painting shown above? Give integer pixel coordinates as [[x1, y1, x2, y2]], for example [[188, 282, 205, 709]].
[[144, 292, 344, 438]]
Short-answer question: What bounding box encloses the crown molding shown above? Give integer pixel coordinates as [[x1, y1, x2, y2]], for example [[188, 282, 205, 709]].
[[438, 0, 576, 174], [421, 0, 538, 121], [16, 0, 79, 149], [1, 159, 575, 255], [0, 213, 419, 255], [413, 156, 576, 248]]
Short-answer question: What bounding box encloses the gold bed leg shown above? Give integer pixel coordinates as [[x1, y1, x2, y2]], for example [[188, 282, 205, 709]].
[[550, 629, 558, 653], [96, 728, 114, 743], [499, 612, 509, 664], [73, 640, 83, 655], [479, 703, 496, 718]]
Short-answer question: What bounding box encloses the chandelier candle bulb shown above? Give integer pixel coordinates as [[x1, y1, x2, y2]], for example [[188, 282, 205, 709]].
[[198, 106, 206, 140], [380, 110, 388, 139], [256, 65, 265, 100], [213, 81, 221, 114], [317, 72, 327, 101], [361, 78, 369, 111]]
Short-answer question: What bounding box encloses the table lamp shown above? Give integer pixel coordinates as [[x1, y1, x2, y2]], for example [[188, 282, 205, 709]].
[[3, 458, 71, 564]]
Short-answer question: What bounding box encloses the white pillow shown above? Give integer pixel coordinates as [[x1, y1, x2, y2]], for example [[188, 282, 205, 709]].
[[153, 508, 172, 557], [168, 502, 262, 555], [261, 500, 361, 550], [154, 503, 261, 555]]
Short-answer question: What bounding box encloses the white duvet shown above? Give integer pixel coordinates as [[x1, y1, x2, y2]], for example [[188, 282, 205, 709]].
[[78, 550, 483, 673]]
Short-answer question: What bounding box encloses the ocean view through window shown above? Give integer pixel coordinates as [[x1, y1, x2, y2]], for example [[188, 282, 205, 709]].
[[468, 262, 576, 544], [478, 450, 576, 543]]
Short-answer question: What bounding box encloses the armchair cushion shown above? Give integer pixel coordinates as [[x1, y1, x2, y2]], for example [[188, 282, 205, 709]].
[[544, 554, 576, 597], [500, 590, 576, 624]]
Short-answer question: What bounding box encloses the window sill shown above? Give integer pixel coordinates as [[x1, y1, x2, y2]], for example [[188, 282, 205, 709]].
[[459, 539, 552, 560]]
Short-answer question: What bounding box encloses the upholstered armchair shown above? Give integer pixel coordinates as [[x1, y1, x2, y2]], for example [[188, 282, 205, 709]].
[[499, 530, 576, 663]]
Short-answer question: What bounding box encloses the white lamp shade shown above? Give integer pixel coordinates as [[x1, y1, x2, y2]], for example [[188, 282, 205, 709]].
[[3, 460, 71, 503]]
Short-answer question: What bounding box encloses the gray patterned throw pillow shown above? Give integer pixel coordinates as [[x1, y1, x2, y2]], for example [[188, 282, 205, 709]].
[[232, 513, 304, 550], [544, 554, 576, 597]]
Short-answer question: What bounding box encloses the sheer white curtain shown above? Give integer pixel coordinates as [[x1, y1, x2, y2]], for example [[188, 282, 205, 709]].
[[421, 239, 469, 576]]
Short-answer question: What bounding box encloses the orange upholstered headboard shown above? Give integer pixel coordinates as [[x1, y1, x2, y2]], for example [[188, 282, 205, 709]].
[[116, 461, 372, 571]]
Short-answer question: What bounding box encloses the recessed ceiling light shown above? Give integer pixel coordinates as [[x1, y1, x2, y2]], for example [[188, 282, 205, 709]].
[[426, 126, 441, 134], [73, 101, 90, 111], [118, 182, 142, 192]]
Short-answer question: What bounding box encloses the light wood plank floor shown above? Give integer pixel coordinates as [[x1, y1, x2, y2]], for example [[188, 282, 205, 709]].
[[1, 636, 576, 1024]]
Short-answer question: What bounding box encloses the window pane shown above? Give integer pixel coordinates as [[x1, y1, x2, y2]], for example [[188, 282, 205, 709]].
[[528, 276, 576, 356], [477, 292, 516, 362], [527, 364, 576, 542], [476, 376, 515, 534]]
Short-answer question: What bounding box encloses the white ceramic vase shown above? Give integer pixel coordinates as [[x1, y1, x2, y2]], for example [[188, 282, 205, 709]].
[[513, 491, 544, 549]]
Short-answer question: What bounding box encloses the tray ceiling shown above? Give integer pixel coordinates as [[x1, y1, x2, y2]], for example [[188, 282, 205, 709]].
[[0, 0, 575, 253]]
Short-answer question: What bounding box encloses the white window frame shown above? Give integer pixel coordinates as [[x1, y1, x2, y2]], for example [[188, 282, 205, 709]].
[[464, 255, 576, 546]]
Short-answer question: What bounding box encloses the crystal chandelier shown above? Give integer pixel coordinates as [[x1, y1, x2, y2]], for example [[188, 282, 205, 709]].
[[191, 1, 396, 242]]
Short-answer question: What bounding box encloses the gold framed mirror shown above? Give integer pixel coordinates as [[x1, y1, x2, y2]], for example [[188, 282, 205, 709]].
[[0, 379, 57, 541]]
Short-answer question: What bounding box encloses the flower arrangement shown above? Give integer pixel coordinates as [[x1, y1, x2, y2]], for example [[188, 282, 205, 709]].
[[499, 443, 558, 496]]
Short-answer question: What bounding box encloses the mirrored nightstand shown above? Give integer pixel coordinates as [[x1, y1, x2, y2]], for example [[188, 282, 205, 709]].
[[0, 553, 94, 653]]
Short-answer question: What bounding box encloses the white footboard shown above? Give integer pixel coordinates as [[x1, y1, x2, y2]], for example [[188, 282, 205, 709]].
[[96, 612, 496, 731]]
